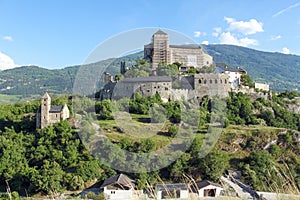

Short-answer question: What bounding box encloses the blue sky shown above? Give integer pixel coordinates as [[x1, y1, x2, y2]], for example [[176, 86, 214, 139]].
[[0, 0, 300, 69]]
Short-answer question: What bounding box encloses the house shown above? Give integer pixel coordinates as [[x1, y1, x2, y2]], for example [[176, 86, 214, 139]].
[[101, 174, 135, 200], [196, 180, 224, 198], [36, 92, 70, 129], [155, 183, 189, 199], [214, 63, 247, 90]]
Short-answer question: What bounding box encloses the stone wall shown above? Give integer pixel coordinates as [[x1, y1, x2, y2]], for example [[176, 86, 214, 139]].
[[194, 73, 231, 99]]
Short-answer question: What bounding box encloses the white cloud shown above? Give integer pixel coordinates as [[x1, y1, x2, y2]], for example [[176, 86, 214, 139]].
[[270, 35, 282, 40], [194, 31, 207, 38], [213, 27, 222, 37], [224, 17, 264, 35], [2, 36, 13, 41], [0, 52, 17, 70], [219, 32, 259, 47], [272, 2, 300, 17], [201, 40, 209, 45], [282, 47, 290, 54]]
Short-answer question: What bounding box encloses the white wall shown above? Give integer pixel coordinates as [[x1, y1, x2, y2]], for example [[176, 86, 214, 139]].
[[103, 187, 133, 200], [255, 82, 270, 91], [180, 190, 189, 198]]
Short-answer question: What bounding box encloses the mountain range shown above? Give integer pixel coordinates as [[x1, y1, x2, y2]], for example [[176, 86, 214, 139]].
[[0, 44, 299, 98]]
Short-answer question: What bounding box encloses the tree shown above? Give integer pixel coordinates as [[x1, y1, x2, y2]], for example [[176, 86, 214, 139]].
[[157, 62, 179, 77], [198, 150, 229, 182], [95, 100, 113, 120], [240, 74, 254, 87], [30, 160, 64, 194]]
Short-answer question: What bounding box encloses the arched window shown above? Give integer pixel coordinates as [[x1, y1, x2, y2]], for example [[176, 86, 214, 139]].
[[210, 79, 212, 84], [204, 79, 207, 84], [225, 79, 227, 84], [199, 79, 202, 84], [220, 79, 223, 84], [215, 79, 218, 84]]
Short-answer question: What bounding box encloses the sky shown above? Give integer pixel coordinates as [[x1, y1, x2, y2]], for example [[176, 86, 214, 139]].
[[1, 0, 300, 70]]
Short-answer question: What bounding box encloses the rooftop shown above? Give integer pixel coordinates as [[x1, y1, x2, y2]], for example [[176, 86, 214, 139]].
[[170, 44, 202, 49], [196, 180, 223, 189], [49, 106, 63, 113], [122, 76, 172, 83], [215, 63, 247, 73], [100, 174, 135, 188]]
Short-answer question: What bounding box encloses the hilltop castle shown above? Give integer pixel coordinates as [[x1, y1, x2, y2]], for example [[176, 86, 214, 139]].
[[36, 92, 70, 129], [144, 30, 213, 73], [101, 30, 249, 101]]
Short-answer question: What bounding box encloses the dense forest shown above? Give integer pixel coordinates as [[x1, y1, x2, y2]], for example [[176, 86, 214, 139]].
[[0, 89, 300, 198]]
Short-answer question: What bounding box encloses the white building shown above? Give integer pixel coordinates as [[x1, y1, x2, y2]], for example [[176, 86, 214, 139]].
[[101, 174, 135, 200], [155, 183, 189, 199], [196, 180, 224, 198], [214, 63, 247, 90], [255, 82, 270, 91]]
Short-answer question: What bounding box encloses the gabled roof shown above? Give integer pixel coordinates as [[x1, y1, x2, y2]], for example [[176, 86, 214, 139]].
[[100, 174, 135, 189], [196, 180, 223, 189], [49, 106, 63, 113]]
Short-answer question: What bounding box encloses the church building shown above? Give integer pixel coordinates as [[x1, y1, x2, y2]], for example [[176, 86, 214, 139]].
[[36, 92, 70, 129]]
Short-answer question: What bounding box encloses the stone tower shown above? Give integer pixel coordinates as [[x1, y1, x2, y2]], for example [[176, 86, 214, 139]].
[[152, 30, 170, 73], [40, 92, 51, 129]]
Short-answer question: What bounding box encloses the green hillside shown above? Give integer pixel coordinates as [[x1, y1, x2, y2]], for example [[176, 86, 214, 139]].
[[204, 44, 300, 91], [0, 91, 299, 197], [1, 45, 300, 100]]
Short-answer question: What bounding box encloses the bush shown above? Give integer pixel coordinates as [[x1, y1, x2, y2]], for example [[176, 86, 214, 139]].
[[168, 125, 178, 137]]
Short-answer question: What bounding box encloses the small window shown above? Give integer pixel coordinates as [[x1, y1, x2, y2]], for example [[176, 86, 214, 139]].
[[225, 79, 227, 84], [44, 104, 46, 106], [147, 89, 150, 92], [204, 80, 207, 84], [111, 191, 115, 194], [43, 116, 46, 119], [215, 79, 218, 84], [165, 87, 168, 90], [56, 114, 58, 118], [199, 79, 202, 84], [220, 79, 223, 84], [210, 79, 212, 84]]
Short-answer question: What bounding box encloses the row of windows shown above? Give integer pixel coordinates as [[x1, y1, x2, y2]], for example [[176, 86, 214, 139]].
[[198, 79, 228, 84]]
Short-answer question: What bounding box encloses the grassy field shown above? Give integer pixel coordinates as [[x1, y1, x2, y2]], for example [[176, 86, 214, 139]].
[[0, 94, 40, 105], [0, 94, 22, 104]]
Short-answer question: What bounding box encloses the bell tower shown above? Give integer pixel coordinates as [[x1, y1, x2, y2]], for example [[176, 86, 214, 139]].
[[40, 92, 51, 129]]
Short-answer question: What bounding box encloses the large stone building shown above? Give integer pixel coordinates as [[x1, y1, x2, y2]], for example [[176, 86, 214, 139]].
[[36, 92, 70, 129], [101, 73, 231, 102], [111, 76, 172, 101], [144, 30, 213, 73]]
